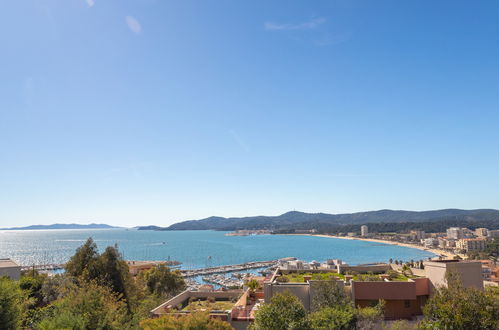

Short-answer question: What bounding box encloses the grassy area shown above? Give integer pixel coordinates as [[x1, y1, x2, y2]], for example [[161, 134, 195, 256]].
[[389, 274, 412, 281], [278, 271, 415, 283], [182, 300, 235, 312], [278, 272, 345, 282]]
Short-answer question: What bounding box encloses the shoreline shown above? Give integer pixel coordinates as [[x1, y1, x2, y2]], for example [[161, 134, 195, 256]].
[[282, 234, 456, 259]]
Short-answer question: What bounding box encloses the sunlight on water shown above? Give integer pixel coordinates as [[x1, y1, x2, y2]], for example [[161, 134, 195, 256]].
[[0, 229, 435, 269]]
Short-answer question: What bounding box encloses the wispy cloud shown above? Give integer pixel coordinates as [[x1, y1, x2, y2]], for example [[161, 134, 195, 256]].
[[264, 17, 326, 31], [85, 0, 95, 7], [125, 16, 141, 34]]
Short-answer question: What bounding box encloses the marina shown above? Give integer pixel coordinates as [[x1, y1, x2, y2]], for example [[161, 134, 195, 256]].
[[181, 260, 277, 277]]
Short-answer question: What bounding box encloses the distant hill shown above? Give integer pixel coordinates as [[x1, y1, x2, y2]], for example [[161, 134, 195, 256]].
[[137, 209, 499, 231], [0, 223, 119, 230]]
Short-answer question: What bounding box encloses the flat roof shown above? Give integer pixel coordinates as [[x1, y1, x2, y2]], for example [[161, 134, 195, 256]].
[[0, 258, 20, 268]]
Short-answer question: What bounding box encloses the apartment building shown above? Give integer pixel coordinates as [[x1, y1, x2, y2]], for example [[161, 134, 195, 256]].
[[424, 259, 483, 290], [456, 238, 487, 252], [264, 266, 427, 319], [361, 225, 369, 237], [488, 229, 499, 238], [446, 227, 464, 240], [410, 230, 425, 240], [475, 228, 488, 237]]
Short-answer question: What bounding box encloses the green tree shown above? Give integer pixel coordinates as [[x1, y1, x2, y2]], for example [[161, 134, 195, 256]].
[[143, 264, 186, 298], [19, 271, 47, 308], [421, 273, 499, 330], [251, 292, 309, 330], [310, 281, 350, 312], [140, 312, 233, 330], [355, 300, 385, 330], [247, 279, 260, 292], [0, 277, 23, 330], [65, 239, 138, 311], [37, 281, 132, 330], [37, 310, 87, 330], [308, 306, 355, 330], [385, 319, 419, 330], [99, 245, 136, 308], [65, 237, 100, 278], [40, 274, 76, 305]]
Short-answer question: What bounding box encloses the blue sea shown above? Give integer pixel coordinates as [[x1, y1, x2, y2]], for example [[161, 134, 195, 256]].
[[0, 229, 435, 268]]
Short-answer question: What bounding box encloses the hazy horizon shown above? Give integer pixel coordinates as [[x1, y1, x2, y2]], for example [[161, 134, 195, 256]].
[[2, 1, 499, 228]]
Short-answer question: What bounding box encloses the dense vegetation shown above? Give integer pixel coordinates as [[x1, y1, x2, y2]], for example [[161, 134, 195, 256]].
[[250, 284, 386, 330], [139, 209, 499, 232], [420, 273, 499, 329], [140, 312, 233, 329], [0, 238, 187, 329], [250, 276, 499, 330]]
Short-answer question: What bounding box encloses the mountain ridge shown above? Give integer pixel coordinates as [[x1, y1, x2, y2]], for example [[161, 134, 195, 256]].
[[138, 208, 499, 231]]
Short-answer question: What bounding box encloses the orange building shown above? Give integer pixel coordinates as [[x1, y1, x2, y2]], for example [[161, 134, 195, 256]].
[[351, 278, 429, 319]]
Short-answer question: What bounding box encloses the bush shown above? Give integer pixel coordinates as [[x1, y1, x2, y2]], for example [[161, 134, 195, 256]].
[[276, 276, 289, 283], [355, 300, 385, 330], [309, 306, 355, 330], [421, 273, 498, 329], [0, 277, 23, 330], [36, 281, 132, 329], [140, 312, 233, 330], [311, 281, 351, 312], [251, 292, 308, 330], [143, 264, 186, 298]]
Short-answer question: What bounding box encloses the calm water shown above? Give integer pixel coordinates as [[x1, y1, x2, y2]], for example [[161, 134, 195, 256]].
[[0, 229, 435, 268]]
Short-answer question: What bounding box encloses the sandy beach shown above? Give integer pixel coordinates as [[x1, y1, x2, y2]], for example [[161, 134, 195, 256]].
[[284, 234, 456, 258]]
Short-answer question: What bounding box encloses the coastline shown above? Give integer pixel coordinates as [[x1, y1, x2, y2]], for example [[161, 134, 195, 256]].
[[282, 234, 455, 258]]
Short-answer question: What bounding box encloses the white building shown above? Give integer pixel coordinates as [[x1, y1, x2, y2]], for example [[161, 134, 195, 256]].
[[411, 230, 425, 240], [488, 230, 499, 238], [446, 227, 464, 240], [475, 228, 488, 237], [424, 238, 439, 247], [361, 225, 368, 237], [456, 238, 487, 252], [0, 259, 21, 280]]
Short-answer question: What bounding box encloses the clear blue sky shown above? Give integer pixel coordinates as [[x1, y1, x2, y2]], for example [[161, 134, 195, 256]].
[[1, 1, 499, 227]]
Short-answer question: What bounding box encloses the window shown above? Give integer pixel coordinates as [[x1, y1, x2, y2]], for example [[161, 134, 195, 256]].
[[404, 300, 411, 308]]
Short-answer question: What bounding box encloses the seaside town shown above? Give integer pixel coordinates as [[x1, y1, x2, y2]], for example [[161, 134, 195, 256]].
[[3, 1, 499, 329], [1, 223, 498, 329], [320, 225, 499, 258]]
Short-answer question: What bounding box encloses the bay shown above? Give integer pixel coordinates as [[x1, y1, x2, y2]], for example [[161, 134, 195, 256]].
[[0, 229, 435, 268]]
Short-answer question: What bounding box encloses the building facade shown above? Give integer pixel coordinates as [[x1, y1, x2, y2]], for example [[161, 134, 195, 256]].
[[424, 260, 483, 290], [361, 225, 369, 237], [456, 238, 487, 252], [0, 259, 21, 280], [475, 228, 488, 237], [446, 227, 464, 240]]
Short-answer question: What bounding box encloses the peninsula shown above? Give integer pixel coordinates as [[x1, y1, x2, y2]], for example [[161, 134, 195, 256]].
[[0, 223, 119, 231]]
